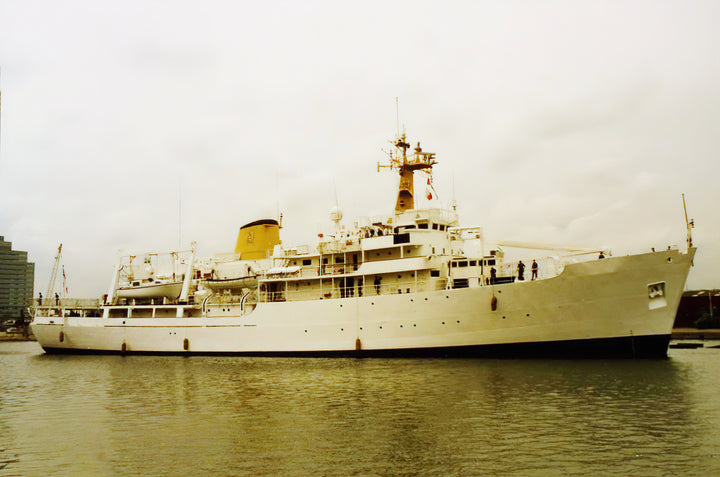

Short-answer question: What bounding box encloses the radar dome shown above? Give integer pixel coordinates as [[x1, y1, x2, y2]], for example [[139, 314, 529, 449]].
[[330, 206, 343, 223]]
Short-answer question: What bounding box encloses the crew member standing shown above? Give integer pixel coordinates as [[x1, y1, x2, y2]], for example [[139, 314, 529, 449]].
[[517, 261, 525, 281]]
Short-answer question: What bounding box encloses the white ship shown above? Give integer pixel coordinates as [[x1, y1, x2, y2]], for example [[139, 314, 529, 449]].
[[31, 134, 696, 357]]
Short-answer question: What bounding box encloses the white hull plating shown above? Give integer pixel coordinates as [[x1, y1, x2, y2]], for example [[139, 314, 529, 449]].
[[31, 249, 694, 357]]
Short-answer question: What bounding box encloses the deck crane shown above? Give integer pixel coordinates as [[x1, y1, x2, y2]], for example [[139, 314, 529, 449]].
[[46, 244, 62, 302]]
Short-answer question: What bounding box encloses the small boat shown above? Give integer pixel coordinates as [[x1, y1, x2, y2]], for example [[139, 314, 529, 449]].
[[201, 276, 258, 291], [116, 280, 184, 299]]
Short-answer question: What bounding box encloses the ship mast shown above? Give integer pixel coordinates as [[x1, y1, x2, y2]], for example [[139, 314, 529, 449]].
[[378, 133, 437, 213]]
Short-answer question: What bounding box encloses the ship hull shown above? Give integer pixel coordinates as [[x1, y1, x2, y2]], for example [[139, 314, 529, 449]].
[[31, 248, 694, 358], [37, 334, 671, 358]]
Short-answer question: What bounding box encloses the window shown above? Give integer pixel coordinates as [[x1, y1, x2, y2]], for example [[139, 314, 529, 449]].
[[459, 261, 468, 268], [302, 259, 312, 266], [470, 260, 477, 266], [431, 270, 440, 277], [336, 257, 344, 264], [418, 223, 428, 229], [432, 224, 438, 230]]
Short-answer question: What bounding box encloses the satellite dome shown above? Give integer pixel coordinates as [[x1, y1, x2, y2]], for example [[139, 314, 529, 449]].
[[330, 206, 343, 223]]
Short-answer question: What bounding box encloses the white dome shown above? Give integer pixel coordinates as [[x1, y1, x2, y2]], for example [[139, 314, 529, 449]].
[[330, 206, 343, 223]]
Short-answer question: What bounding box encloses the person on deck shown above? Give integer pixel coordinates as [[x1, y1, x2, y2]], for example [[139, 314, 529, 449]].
[[517, 261, 525, 281], [531, 260, 538, 280]]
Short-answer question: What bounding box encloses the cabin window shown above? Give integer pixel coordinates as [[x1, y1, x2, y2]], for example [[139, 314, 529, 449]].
[[394, 233, 410, 245], [302, 259, 312, 266], [418, 223, 428, 229], [432, 224, 438, 230], [405, 225, 416, 229], [470, 260, 477, 266], [336, 257, 344, 264], [431, 270, 440, 277], [459, 261, 468, 267], [451, 262, 458, 268], [485, 259, 496, 266], [439, 225, 446, 231]]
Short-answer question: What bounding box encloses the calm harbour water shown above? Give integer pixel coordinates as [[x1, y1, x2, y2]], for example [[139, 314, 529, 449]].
[[1, 341, 719, 476]]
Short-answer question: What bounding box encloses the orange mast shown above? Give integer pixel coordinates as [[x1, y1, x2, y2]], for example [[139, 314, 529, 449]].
[[379, 134, 437, 213]]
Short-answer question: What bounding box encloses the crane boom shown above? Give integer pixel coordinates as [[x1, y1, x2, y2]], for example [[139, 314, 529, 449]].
[[46, 244, 62, 298]]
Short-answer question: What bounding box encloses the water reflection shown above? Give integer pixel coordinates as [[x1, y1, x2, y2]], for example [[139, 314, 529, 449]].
[[0, 342, 718, 476]]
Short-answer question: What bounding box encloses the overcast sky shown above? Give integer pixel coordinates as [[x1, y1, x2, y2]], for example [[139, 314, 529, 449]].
[[1, 0, 718, 297]]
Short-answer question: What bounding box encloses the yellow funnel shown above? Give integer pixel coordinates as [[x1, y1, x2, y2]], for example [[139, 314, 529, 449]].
[[235, 219, 280, 259]]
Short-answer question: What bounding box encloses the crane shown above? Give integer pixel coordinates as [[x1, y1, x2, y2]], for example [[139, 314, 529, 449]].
[[46, 244, 62, 302]]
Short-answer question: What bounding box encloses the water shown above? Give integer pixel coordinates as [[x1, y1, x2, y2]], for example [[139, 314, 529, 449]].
[[1, 341, 719, 476]]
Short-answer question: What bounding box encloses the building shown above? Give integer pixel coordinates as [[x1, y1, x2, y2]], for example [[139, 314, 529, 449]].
[[0, 236, 35, 322], [674, 289, 719, 329]]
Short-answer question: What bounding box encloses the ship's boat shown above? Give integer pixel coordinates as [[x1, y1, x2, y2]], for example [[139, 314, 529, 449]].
[[116, 280, 184, 299], [31, 132, 696, 357], [200, 276, 259, 292]]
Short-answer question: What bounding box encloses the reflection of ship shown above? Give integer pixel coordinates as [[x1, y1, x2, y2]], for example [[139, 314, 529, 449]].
[[31, 132, 696, 357]]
